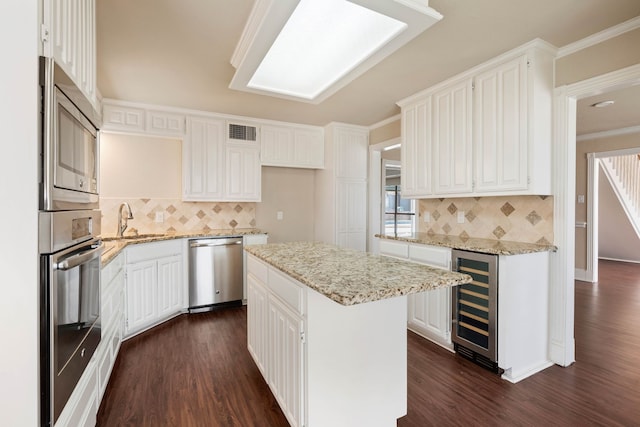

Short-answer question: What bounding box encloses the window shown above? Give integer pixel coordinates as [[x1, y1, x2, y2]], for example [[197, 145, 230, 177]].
[[384, 185, 416, 236]]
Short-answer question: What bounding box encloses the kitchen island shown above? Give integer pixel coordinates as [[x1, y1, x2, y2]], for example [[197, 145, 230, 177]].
[[244, 242, 471, 427]]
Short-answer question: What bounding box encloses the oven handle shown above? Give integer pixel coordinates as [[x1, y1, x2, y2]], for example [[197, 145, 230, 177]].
[[55, 243, 104, 271]]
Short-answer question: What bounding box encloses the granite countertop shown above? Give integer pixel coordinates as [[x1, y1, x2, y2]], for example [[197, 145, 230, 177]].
[[101, 228, 264, 266], [375, 232, 557, 256], [244, 242, 472, 306]]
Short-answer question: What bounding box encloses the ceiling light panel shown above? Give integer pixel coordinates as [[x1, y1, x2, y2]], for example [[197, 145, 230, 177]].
[[248, 0, 407, 99], [230, 0, 442, 104]]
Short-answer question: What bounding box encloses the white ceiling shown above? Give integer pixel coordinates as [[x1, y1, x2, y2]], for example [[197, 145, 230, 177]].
[[576, 85, 640, 135], [96, 0, 640, 128]]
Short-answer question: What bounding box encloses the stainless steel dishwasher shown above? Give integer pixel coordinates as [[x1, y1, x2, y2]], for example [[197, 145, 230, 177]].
[[188, 236, 243, 312]]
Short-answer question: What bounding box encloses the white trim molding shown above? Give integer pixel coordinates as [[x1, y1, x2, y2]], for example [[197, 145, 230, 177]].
[[577, 125, 640, 142], [551, 62, 640, 367], [557, 15, 640, 58], [369, 114, 401, 130]]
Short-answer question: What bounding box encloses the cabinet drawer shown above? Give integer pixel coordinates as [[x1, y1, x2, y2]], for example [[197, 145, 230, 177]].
[[126, 239, 183, 263], [409, 244, 451, 269], [379, 240, 409, 259], [268, 268, 305, 315], [247, 255, 269, 284]]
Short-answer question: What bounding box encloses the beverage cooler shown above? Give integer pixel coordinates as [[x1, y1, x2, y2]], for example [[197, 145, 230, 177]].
[[451, 249, 500, 373]]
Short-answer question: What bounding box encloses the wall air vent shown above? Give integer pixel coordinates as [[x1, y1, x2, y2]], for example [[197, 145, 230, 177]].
[[228, 123, 257, 141]]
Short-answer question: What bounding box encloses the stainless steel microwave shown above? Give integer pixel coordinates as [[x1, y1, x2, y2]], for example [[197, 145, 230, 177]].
[[39, 57, 102, 211]]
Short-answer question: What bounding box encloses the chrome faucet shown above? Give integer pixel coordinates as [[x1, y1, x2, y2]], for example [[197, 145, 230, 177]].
[[117, 203, 134, 237]]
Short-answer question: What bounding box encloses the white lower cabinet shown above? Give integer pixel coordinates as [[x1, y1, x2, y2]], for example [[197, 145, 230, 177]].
[[54, 359, 97, 427], [247, 255, 304, 427], [125, 239, 185, 337], [379, 239, 453, 349]]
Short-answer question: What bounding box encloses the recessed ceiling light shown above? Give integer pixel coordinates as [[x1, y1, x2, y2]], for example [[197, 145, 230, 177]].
[[230, 0, 442, 104], [590, 100, 615, 108]]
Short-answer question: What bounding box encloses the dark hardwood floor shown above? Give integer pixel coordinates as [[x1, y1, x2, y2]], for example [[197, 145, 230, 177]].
[[98, 260, 640, 426]]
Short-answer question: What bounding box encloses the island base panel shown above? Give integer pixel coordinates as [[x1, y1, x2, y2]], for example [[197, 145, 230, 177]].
[[306, 289, 407, 427]]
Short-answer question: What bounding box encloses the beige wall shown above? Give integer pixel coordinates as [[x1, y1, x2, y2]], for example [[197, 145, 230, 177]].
[[370, 119, 400, 145], [255, 167, 316, 243], [100, 132, 182, 198], [556, 28, 640, 87], [575, 131, 640, 268], [100, 132, 256, 237]]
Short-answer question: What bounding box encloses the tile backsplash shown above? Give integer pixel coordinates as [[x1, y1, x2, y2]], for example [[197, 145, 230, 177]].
[[418, 195, 553, 245], [100, 198, 256, 237]]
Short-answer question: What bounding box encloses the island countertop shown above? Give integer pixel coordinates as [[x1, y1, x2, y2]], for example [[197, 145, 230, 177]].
[[244, 241, 472, 306]]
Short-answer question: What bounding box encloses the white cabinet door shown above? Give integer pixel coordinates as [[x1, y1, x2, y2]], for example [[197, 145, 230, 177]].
[[225, 143, 261, 201], [401, 98, 432, 197], [156, 255, 183, 319], [474, 55, 528, 193], [268, 295, 304, 427], [433, 78, 473, 195], [183, 117, 225, 200], [336, 180, 367, 251], [261, 125, 294, 165], [45, 0, 97, 104], [334, 126, 368, 180], [247, 274, 269, 376], [293, 129, 324, 169], [125, 260, 157, 335]]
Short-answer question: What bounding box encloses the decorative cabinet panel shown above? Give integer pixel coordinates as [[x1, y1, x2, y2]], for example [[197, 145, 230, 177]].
[[102, 101, 187, 136], [225, 143, 261, 201], [398, 40, 555, 199], [43, 0, 97, 105], [183, 117, 225, 201], [474, 55, 528, 192], [401, 98, 433, 197], [268, 295, 304, 427], [261, 124, 324, 169], [247, 256, 305, 427], [433, 78, 473, 195], [314, 123, 368, 251], [124, 240, 185, 337]]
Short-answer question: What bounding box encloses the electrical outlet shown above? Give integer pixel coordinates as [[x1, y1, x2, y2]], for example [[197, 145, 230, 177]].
[[457, 211, 465, 224], [423, 212, 430, 223], [155, 212, 164, 223], [277, 211, 284, 220], [577, 195, 585, 204]]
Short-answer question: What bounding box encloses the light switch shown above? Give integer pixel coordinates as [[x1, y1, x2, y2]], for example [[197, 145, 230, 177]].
[[277, 211, 284, 220], [155, 212, 164, 223], [457, 211, 465, 224], [577, 195, 585, 204]]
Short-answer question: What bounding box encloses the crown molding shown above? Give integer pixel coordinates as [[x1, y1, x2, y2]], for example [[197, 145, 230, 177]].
[[557, 15, 640, 58], [369, 114, 401, 130], [577, 125, 640, 142]]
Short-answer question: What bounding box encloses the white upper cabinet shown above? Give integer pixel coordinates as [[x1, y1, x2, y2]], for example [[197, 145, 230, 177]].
[[335, 125, 368, 180], [43, 0, 97, 105], [261, 124, 324, 169], [474, 55, 528, 193], [183, 117, 225, 201], [401, 98, 432, 197], [225, 142, 261, 201], [433, 78, 473, 195], [398, 39, 556, 198]]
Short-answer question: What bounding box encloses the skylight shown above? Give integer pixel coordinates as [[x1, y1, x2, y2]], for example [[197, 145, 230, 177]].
[[247, 0, 407, 100], [230, 0, 442, 104]]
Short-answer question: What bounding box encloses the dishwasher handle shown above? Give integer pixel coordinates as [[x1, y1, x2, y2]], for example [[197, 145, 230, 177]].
[[189, 238, 242, 248]]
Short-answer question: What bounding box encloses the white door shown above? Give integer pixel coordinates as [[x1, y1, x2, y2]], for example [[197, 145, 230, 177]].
[[433, 78, 473, 194], [125, 260, 157, 334], [247, 274, 269, 376], [156, 255, 183, 319], [474, 55, 528, 192], [225, 143, 261, 201], [401, 98, 432, 197], [183, 117, 225, 200]]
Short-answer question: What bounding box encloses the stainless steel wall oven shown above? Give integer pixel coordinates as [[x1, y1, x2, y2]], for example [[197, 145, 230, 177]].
[[39, 56, 103, 426]]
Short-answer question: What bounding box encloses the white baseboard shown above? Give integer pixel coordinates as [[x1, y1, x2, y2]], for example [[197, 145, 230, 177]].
[[599, 256, 640, 264], [574, 268, 592, 282], [501, 360, 555, 383]]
